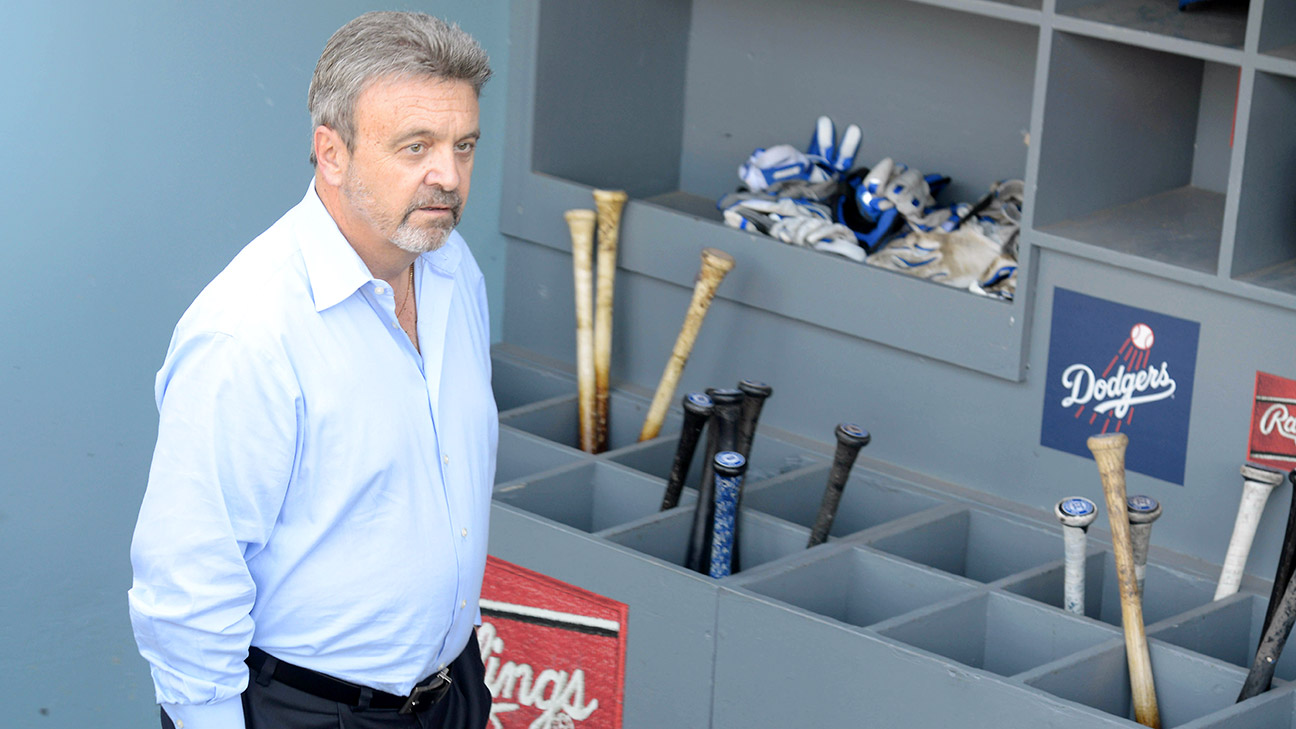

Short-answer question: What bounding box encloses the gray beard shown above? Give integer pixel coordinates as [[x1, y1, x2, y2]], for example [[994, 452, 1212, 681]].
[[343, 173, 461, 254]]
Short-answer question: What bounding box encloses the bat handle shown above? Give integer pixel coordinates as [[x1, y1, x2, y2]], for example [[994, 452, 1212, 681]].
[[592, 189, 628, 454], [807, 423, 871, 548], [1126, 495, 1162, 598], [688, 388, 743, 572], [1056, 497, 1098, 617], [565, 209, 598, 453], [708, 451, 748, 579], [1239, 564, 1296, 701], [1216, 464, 1285, 600], [1261, 470, 1296, 639], [735, 379, 773, 459], [660, 392, 713, 510]]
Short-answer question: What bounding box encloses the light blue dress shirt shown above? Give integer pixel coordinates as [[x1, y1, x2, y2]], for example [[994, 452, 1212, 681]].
[[128, 182, 498, 729]]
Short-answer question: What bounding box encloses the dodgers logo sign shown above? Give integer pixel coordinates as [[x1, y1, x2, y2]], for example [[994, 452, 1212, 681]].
[[1040, 288, 1200, 485]]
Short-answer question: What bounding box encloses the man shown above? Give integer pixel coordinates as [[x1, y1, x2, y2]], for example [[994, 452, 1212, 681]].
[[129, 12, 497, 729]]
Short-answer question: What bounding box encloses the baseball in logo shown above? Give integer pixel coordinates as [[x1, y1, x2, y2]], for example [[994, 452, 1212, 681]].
[[478, 556, 628, 729], [1040, 288, 1200, 485], [1247, 371, 1296, 470]]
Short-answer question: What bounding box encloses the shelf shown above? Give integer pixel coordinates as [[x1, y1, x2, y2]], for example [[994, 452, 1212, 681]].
[[1259, 0, 1296, 60], [1056, 0, 1249, 50], [1034, 31, 1237, 275], [504, 0, 1039, 380], [1232, 70, 1296, 291]]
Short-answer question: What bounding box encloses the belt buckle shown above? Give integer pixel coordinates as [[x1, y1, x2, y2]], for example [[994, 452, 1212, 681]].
[[399, 668, 452, 715]]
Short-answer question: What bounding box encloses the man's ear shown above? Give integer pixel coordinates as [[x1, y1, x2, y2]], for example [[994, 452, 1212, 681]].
[[313, 125, 348, 187]]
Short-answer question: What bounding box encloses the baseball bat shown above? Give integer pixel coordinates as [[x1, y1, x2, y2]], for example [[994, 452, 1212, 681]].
[[660, 392, 713, 511], [730, 379, 771, 573], [639, 248, 736, 441], [1055, 497, 1098, 617], [1127, 495, 1162, 599], [592, 189, 627, 453], [735, 379, 773, 460], [807, 423, 871, 548], [1260, 470, 1296, 640], [1215, 463, 1286, 600], [1239, 561, 1296, 701], [686, 388, 743, 573], [565, 209, 598, 453], [709, 451, 748, 579], [1088, 433, 1159, 728]]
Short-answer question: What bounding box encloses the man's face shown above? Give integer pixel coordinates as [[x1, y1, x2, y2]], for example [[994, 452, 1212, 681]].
[[339, 75, 479, 254]]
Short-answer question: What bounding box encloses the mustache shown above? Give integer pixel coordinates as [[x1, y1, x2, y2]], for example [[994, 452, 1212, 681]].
[[408, 188, 462, 215]]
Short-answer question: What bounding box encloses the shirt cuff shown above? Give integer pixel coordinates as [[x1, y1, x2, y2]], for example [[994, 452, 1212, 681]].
[[161, 697, 245, 729]]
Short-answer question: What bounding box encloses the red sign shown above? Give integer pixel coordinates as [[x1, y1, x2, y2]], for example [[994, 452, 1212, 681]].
[[478, 556, 628, 729], [1248, 371, 1296, 471]]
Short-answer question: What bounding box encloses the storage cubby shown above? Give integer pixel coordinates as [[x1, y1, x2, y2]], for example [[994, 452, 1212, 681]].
[[1232, 70, 1296, 293], [491, 352, 574, 411], [601, 507, 811, 575], [494, 426, 587, 485], [604, 431, 825, 486], [497, 392, 681, 452], [1055, 0, 1250, 50], [1000, 550, 1216, 626], [1260, 0, 1296, 62], [878, 591, 1119, 677], [864, 506, 1061, 583], [734, 544, 979, 629], [1150, 592, 1296, 682], [1023, 641, 1248, 727], [1034, 31, 1235, 275], [491, 461, 666, 533], [741, 466, 945, 540]]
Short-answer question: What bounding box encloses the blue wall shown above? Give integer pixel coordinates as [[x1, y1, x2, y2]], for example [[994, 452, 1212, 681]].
[[0, 3, 509, 726]]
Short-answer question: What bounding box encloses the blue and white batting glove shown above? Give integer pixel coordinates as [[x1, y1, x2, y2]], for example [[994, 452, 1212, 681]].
[[738, 116, 862, 192]]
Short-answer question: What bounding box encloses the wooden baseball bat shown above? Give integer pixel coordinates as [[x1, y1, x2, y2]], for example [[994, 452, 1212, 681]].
[[709, 451, 748, 579], [807, 423, 871, 548], [1088, 433, 1160, 728], [686, 388, 743, 573], [639, 248, 736, 441], [1055, 497, 1098, 617], [1216, 463, 1286, 600], [1260, 470, 1296, 640], [660, 392, 713, 511], [592, 189, 627, 453], [1127, 495, 1162, 599], [565, 209, 598, 453]]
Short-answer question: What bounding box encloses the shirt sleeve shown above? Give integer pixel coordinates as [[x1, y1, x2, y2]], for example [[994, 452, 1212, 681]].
[[129, 327, 300, 719]]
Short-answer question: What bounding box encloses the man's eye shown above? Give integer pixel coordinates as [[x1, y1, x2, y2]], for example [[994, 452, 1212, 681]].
[[456, 141, 475, 154], [407, 143, 425, 154]]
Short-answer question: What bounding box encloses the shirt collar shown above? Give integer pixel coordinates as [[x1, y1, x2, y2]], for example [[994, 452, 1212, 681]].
[[295, 179, 463, 313]]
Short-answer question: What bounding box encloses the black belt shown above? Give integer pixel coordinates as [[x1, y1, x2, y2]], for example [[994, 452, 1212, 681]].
[[246, 647, 452, 714]]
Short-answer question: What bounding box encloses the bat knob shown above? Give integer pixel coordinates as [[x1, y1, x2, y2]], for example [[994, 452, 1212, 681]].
[[1289, 469, 1296, 487], [683, 392, 714, 417], [1126, 495, 1162, 525], [836, 422, 871, 449], [738, 379, 772, 399], [1055, 496, 1098, 529], [1242, 462, 1287, 486], [714, 450, 747, 477], [707, 387, 744, 406]]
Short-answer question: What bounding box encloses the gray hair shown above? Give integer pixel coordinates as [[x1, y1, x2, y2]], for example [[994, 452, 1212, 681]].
[[307, 11, 492, 164]]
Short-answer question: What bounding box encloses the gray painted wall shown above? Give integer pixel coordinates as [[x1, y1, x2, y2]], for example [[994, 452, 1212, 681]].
[[0, 3, 508, 727]]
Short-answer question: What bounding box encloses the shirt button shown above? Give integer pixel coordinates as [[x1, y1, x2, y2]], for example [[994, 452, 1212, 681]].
[[461, 600, 467, 609], [461, 527, 468, 538], [391, 321, 400, 328], [375, 286, 385, 295], [443, 454, 450, 465]]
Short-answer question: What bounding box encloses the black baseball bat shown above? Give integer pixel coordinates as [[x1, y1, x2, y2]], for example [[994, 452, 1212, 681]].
[[807, 422, 870, 548], [1239, 563, 1296, 701], [660, 392, 714, 510], [708, 450, 748, 578], [1260, 470, 1296, 641], [735, 379, 772, 460], [684, 388, 743, 573]]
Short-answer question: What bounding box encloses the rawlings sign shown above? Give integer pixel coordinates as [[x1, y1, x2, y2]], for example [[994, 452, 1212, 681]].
[[478, 556, 628, 729], [1041, 288, 1200, 485], [1247, 371, 1296, 470]]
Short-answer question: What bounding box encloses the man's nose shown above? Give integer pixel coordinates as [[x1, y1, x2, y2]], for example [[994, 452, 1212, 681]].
[[423, 148, 460, 191]]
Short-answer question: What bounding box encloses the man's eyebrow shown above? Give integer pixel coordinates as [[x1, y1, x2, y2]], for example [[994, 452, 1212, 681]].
[[392, 128, 482, 145]]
